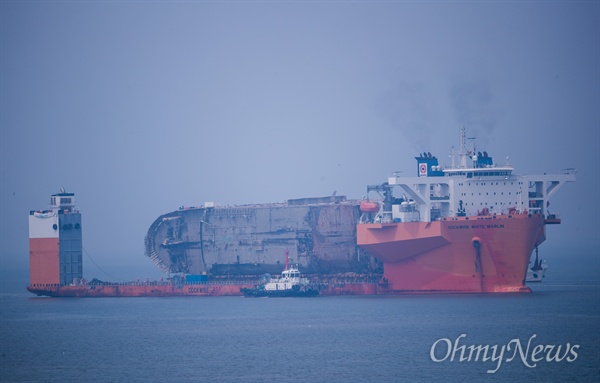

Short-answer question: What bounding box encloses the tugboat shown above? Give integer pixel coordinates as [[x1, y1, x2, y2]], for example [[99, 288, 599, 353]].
[[241, 250, 319, 297]]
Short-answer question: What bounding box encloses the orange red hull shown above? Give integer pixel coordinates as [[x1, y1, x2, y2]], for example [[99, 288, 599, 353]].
[[29, 238, 60, 287], [357, 213, 546, 293], [26, 283, 255, 297], [26, 282, 381, 297]]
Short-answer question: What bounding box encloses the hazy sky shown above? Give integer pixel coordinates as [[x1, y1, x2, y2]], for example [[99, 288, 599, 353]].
[[1, 1, 598, 283]]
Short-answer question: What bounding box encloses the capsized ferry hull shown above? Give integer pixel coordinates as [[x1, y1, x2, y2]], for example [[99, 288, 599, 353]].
[[357, 213, 546, 293]]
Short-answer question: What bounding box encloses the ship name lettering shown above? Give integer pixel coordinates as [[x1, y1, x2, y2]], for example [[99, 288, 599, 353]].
[[447, 224, 505, 230]]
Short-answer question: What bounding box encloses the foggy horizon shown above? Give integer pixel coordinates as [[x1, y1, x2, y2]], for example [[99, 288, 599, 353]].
[[1, 1, 598, 287]]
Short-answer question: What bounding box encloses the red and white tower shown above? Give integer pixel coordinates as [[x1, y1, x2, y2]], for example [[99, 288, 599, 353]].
[[28, 189, 82, 288]]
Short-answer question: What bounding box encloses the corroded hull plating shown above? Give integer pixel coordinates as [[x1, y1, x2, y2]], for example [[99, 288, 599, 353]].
[[144, 197, 375, 276], [357, 213, 546, 293]]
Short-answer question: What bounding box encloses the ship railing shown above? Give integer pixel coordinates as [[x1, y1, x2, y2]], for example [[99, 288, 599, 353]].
[[28, 283, 62, 288], [185, 280, 260, 286], [77, 280, 262, 287], [307, 274, 383, 285], [84, 281, 173, 287]]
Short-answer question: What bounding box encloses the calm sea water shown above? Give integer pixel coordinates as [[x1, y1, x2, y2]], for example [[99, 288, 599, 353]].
[[1, 257, 598, 382]]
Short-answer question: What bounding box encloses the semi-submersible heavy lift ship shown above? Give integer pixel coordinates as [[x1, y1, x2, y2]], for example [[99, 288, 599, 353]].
[[27, 129, 574, 296]]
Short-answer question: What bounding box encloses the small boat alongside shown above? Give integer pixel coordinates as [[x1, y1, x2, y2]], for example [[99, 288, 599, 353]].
[[241, 265, 319, 297]]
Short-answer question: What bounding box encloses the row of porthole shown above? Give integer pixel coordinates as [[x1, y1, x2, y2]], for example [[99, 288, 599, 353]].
[[52, 223, 81, 231]]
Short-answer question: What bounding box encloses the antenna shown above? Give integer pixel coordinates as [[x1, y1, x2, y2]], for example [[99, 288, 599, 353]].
[[467, 137, 476, 155], [458, 127, 470, 168]]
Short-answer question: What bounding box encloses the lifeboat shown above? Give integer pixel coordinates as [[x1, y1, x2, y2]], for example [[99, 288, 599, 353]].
[[360, 201, 379, 213]]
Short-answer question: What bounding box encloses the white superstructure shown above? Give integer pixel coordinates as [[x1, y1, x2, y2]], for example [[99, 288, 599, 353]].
[[263, 266, 310, 291], [365, 128, 576, 224]]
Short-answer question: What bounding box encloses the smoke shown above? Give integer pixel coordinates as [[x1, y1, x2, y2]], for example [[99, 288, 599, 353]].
[[378, 79, 498, 153], [450, 79, 496, 147], [378, 81, 435, 151]]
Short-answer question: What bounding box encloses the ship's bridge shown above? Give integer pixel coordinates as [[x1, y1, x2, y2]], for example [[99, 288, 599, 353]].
[[50, 189, 77, 213], [360, 129, 575, 224]]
